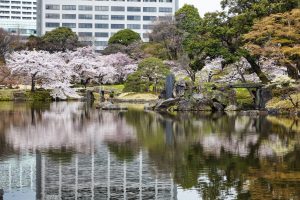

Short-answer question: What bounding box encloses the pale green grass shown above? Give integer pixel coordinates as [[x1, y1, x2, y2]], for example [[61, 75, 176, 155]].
[[0, 89, 17, 101], [116, 92, 158, 100]]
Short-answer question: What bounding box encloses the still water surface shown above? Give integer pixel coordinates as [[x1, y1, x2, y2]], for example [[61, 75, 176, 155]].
[[0, 102, 300, 200]]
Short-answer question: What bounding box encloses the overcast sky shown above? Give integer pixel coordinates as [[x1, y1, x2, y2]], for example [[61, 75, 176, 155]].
[[179, 0, 222, 16]]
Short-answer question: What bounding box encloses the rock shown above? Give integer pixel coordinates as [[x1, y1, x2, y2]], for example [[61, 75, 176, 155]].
[[192, 93, 204, 101], [213, 102, 224, 111], [155, 98, 180, 111], [173, 80, 186, 97], [193, 98, 213, 111], [177, 100, 193, 111], [211, 90, 229, 106], [144, 103, 156, 111], [96, 101, 128, 110], [225, 105, 240, 111], [196, 105, 212, 111]]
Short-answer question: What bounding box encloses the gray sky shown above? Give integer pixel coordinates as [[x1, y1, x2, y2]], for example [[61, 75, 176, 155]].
[[179, 0, 222, 16]]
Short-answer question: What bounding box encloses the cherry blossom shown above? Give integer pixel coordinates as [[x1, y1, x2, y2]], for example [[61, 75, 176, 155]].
[[5, 47, 137, 99]]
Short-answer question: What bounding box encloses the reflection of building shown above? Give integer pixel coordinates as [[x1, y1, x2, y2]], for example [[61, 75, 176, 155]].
[[0, 0, 37, 39], [0, 156, 35, 192], [37, 0, 179, 50], [0, 147, 177, 199]]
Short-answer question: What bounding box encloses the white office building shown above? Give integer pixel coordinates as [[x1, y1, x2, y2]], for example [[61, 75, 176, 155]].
[[37, 0, 179, 50], [0, 0, 37, 38]]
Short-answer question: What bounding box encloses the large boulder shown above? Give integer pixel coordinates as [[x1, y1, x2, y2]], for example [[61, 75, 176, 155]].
[[155, 98, 180, 111], [191, 93, 204, 101], [177, 100, 193, 111], [211, 89, 229, 106], [225, 104, 240, 111], [213, 102, 224, 111]]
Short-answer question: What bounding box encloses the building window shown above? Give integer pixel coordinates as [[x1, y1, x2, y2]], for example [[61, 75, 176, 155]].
[[95, 6, 109, 11], [111, 15, 125, 20], [143, 7, 157, 12], [62, 5, 76, 10], [111, 6, 125, 11], [143, 16, 157, 21], [79, 14, 93, 19], [45, 13, 60, 19], [127, 24, 141, 29], [46, 22, 60, 27], [79, 5, 93, 11], [95, 32, 109, 37], [111, 24, 125, 29], [62, 14, 76, 19], [45, 4, 60, 10], [78, 32, 93, 37], [79, 23, 93, 28], [143, 24, 154, 29], [159, 7, 172, 12], [95, 15, 109, 20], [127, 15, 141, 21], [62, 23, 76, 28], [127, 7, 141, 12], [95, 23, 109, 29]]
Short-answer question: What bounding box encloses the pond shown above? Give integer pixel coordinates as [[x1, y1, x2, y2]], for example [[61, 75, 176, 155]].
[[0, 102, 299, 200]]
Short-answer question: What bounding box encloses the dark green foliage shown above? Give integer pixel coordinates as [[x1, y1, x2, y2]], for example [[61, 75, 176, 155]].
[[22, 27, 81, 52], [124, 57, 170, 92], [41, 27, 80, 52], [124, 71, 151, 92], [25, 90, 51, 101], [141, 42, 169, 60], [108, 29, 141, 46], [25, 35, 42, 51], [175, 4, 202, 33]]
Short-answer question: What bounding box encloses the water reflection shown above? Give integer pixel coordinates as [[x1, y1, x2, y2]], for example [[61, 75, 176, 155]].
[[0, 102, 299, 199]]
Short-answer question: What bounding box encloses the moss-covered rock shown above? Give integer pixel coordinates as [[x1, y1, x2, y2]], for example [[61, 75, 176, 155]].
[[235, 88, 254, 109]]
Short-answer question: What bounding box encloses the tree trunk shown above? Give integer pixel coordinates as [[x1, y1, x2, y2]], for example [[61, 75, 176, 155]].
[[286, 63, 299, 80], [31, 73, 37, 92], [244, 55, 269, 84]]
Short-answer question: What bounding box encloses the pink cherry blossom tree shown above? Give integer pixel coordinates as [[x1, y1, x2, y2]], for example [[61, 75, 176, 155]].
[[5, 47, 138, 99], [6, 50, 79, 99]]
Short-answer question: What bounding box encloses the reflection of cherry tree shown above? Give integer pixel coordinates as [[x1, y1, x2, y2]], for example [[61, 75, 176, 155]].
[[5, 102, 136, 153]]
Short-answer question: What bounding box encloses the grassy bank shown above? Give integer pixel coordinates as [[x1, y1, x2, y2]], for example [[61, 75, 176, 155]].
[[0, 89, 15, 101], [0, 89, 51, 101]]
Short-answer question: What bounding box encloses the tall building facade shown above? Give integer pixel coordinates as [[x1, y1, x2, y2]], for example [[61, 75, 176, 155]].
[[37, 0, 179, 50], [0, 0, 37, 38]]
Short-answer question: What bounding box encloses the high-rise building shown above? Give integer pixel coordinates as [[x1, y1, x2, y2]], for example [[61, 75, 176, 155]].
[[0, 0, 37, 39], [37, 0, 179, 50]]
